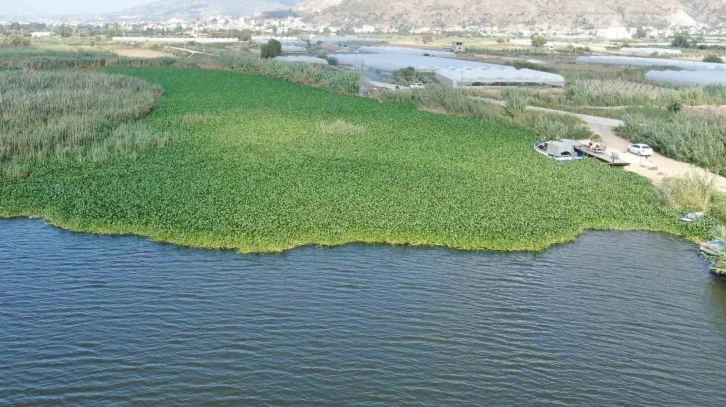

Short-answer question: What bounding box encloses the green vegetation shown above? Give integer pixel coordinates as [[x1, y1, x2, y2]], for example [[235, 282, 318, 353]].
[[502, 89, 530, 117], [0, 48, 177, 69], [655, 173, 715, 212], [381, 85, 590, 140], [617, 113, 726, 173], [0, 71, 166, 177], [218, 52, 360, 94], [392, 66, 433, 86], [671, 33, 699, 49], [703, 54, 724, 63], [531, 36, 548, 48], [0, 68, 704, 253], [506, 60, 560, 74], [260, 39, 282, 59]]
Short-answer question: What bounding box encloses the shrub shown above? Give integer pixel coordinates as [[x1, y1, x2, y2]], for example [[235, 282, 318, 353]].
[[502, 89, 530, 117], [327, 56, 338, 66], [668, 102, 682, 113], [531, 36, 548, 48], [261, 39, 282, 59], [9, 36, 31, 47], [703, 54, 723, 63]]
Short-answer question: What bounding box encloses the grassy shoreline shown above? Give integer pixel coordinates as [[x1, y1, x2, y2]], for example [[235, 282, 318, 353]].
[[0, 67, 712, 253]]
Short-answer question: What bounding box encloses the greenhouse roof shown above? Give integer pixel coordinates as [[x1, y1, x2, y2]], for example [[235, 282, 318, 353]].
[[335, 54, 504, 72], [577, 55, 726, 71], [645, 70, 726, 86], [620, 47, 682, 55], [274, 56, 329, 65], [435, 67, 565, 87], [358, 46, 456, 58]]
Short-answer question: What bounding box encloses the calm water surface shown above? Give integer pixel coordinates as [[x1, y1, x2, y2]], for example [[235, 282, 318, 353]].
[[1, 219, 726, 406]]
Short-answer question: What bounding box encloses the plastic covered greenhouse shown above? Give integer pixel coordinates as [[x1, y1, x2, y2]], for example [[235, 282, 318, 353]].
[[646, 70, 726, 86], [577, 56, 726, 71], [619, 47, 682, 55], [281, 45, 307, 53], [435, 67, 566, 88], [274, 56, 329, 65], [335, 54, 504, 72], [358, 46, 456, 58]]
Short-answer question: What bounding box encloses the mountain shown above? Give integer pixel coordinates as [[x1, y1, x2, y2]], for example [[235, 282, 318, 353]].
[[297, 0, 726, 28], [109, 0, 303, 21]]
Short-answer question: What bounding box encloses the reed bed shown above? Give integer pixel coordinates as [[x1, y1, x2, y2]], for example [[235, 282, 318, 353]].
[[0, 48, 177, 70], [217, 52, 361, 95], [0, 71, 166, 176]]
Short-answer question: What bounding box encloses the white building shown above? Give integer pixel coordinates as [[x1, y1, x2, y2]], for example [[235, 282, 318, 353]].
[[31, 31, 53, 37], [596, 26, 632, 40], [451, 41, 465, 53]]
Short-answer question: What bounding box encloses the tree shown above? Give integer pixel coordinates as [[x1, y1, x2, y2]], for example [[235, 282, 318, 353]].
[[57, 25, 73, 38], [671, 33, 696, 48], [106, 27, 122, 38], [531, 35, 548, 48], [326, 56, 338, 66], [703, 54, 724, 63], [422, 33, 433, 44], [496, 37, 508, 44], [261, 39, 282, 59], [635, 26, 647, 39], [9, 21, 20, 31]]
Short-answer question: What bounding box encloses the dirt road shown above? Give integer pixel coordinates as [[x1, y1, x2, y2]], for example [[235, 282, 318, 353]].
[[474, 97, 726, 191]]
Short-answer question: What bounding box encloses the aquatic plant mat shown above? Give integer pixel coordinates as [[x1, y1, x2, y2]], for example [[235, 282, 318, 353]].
[[0, 68, 710, 252]]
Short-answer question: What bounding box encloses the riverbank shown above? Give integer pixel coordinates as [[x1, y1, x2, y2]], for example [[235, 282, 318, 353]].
[[0, 67, 713, 253]]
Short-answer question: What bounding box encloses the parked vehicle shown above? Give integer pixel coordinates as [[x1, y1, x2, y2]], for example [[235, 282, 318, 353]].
[[628, 144, 654, 157], [410, 82, 426, 89], [534, 140, 585, 162]]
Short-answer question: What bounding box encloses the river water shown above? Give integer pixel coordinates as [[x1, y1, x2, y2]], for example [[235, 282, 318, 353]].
[[1, 218, 725, 406]]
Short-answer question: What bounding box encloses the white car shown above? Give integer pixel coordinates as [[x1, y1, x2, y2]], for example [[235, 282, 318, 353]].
[[628, 144, 654, 157], [410, 82, 425, 89]]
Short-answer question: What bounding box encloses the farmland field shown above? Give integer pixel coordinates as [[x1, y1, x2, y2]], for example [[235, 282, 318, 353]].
[[0, 68, 708, 252]]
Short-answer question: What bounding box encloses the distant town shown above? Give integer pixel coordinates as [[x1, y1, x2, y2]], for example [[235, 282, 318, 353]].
[[3, 12, 726, 41]]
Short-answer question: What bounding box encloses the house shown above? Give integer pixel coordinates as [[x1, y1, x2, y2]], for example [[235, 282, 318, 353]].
[[451, 41, 465, 53], [31, 32, 53, 37]]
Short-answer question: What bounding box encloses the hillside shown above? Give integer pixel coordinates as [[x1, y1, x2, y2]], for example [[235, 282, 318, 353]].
[[109, 0, 302, 21], [297, 0, 726, 28]]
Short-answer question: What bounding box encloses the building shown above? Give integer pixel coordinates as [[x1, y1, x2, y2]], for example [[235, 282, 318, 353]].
[[451, 41, 465, 53], [31, 32, 53, 37]]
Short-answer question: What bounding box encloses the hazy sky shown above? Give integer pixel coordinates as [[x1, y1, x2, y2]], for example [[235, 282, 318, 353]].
[[6, 0, 158, 16]]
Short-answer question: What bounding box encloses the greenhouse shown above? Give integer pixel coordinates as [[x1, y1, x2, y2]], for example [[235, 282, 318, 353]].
[[358, 46, 456, 58], [435, 67, 566, 88], [577, 56, 726, 71], [274, 56, 329, 65], [281, 45, 307, 54], [620, 47, 682, 55], [645, 70, 726, 86], [335, 54, 504, 72]]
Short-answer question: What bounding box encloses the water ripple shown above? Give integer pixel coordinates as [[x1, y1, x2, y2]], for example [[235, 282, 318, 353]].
[[0, 219, 725, 406]]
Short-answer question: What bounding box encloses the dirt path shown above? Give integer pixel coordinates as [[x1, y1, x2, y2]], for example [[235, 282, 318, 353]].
[[114, 49, 174, 58], [474, 97, 726, 191]]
